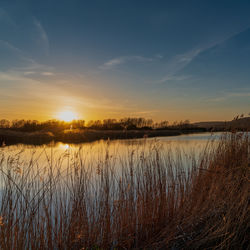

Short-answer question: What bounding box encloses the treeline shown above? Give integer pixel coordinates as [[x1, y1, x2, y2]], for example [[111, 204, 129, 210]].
[[0, 118, 197, 132]]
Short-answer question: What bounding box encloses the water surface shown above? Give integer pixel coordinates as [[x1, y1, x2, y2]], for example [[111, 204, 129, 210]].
[[0, 132, 221, 172]]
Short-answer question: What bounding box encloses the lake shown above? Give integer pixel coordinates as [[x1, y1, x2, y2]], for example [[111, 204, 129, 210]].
[[0, 132, 221, 181]]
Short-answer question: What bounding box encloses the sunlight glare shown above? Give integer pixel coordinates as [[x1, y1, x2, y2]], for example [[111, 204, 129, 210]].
[[58, 143, 70, 150], [57, 110, 77, 122]]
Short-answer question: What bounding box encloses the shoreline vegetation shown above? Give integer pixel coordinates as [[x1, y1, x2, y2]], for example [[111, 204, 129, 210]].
[[0, 116, 249, 146], [0, 128, 204, 146], [0, 132, 248, 249]]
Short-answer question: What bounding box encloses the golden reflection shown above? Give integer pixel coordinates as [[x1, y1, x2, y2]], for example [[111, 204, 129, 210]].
[[58, 143, 70, 150]]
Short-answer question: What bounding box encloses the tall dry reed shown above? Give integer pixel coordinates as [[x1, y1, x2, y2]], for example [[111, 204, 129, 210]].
[[0, 133, 248, 249]]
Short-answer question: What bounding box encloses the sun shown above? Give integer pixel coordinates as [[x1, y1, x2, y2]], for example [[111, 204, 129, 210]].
[[57, 110, 78, 122]]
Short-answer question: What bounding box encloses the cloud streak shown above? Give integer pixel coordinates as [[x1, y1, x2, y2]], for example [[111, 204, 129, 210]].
[[203, 91, 250, 103], [33, 18, 50, 56], [0, 38, 55, 80], [159, 74, 191, 83], [100, 55, 157, 70], [160, 26, 250, 83]]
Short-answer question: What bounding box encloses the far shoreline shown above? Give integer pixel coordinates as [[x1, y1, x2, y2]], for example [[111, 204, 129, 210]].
[[0, 128, 208, 147]]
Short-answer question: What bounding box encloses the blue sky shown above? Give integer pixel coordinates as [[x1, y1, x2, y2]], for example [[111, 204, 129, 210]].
[[0, 0, 250, 121]]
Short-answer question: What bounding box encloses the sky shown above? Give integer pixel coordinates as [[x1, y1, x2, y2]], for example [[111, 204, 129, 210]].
[[0, 0, 250, 122]]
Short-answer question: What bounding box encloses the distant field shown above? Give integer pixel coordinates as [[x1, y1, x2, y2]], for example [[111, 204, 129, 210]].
[[194, 117, 250, 130]]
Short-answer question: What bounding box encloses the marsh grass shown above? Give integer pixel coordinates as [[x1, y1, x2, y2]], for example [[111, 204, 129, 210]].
[[0, 133, 248, 249]]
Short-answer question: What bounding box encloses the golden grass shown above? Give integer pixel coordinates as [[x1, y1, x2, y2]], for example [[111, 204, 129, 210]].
[[0, 132, 248, 249]]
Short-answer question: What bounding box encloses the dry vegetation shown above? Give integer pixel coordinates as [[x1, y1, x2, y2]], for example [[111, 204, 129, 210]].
[[0, 133, 249, 249]]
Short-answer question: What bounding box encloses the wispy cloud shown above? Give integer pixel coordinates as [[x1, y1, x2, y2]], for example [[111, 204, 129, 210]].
[[160, 26, 250, 83], [41, 72, 54, 76], [159, 74, 191, 83], [176, 48, 202, 63], [23, 71, 55, 77], [0, 70, 71, 104], [23, 71, 36, 75], [0, 38, 55, 80], [0, 40, 27, 57], [203, 91, 250, 103], [102, 57, 126, 69], [0, 9, 49, 57], [33, 18, 50, 56], [130, 110, 160, 115], [0, 40, 39, 73], [100, 55, 158, 70]]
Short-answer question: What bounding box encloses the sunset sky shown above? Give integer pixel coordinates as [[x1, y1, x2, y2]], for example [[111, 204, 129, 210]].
[[0, 0, 250, 122]]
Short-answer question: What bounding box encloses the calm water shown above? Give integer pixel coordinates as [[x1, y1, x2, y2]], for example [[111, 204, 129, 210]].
[[0, 132, 221, 173], [0, 132, 223, 204]]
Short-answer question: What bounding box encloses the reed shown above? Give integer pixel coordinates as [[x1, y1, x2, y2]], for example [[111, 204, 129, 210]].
[[0, 132, 248, 249]]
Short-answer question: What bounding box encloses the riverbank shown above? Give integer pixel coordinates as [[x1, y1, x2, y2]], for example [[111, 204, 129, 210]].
[[0, 128, 207, 146]]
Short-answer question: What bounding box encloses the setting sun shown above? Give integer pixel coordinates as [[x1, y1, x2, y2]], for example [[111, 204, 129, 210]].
[[57, 110, 77, 122]]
